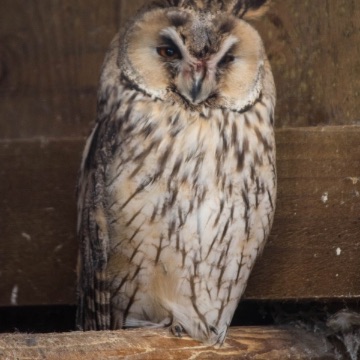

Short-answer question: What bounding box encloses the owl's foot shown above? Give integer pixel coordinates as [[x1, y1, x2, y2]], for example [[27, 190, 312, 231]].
[[171, 323, 184, 338], [209, 325, 218, 335]]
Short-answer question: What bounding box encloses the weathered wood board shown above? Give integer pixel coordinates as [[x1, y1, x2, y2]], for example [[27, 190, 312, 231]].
[[0, 138, 81, 306], [257, 0, 360, 127], [0, 126, 359, 306], [0, 0, 360, 139], [247, 126, 360, 299], [0, 327, 336, 360]]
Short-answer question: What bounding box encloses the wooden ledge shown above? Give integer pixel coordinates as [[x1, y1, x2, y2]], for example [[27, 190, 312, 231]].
[[0, 326, 336, 360]]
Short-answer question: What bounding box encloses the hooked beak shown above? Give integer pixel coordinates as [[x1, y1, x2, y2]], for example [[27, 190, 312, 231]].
[[176, 60, 213, 105], [190, 64, 206, 103]]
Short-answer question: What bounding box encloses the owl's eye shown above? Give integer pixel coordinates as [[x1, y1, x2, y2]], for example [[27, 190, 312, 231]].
[[157, 46, 181, 60], [218, 53, 235, 67]]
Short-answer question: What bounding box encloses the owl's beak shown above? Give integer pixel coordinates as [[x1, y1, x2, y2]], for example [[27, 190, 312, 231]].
[[190, 65, 206, 103], [176, 61, 214, 105]]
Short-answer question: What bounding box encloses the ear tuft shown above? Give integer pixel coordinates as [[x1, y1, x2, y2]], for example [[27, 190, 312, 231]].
[[232, 0, 271, 21]]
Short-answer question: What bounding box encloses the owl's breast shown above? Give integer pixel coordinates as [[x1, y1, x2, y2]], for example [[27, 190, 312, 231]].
[[105, 93, 276, 340], [107, 93, 276, 265]]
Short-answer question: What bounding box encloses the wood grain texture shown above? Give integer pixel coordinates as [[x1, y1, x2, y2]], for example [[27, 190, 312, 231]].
[[0, 126, 359, 306], [245, 126, 360, 299], [256, 0, 360, 127], [0, 0, 359, 139], [0, 139, 82, 306], [0, 0, 119, 139], [0, 327, 336, 359]]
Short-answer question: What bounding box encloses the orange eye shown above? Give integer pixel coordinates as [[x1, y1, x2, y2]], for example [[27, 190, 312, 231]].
[[157, 46, 181, 60]]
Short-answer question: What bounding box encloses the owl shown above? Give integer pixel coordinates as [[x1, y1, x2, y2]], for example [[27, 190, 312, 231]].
[[76, 0, 276, 345]]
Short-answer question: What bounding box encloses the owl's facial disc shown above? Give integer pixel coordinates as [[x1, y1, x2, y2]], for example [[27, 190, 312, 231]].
[[157, 27, 240, 106], [157, 27, 211, 104], [155, 31, 204, 105], [122, 9, 265, 112]]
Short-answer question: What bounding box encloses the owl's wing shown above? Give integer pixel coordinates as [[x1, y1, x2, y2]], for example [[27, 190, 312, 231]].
[[76, 120, 113, 330], [76, 32, 124, 330]]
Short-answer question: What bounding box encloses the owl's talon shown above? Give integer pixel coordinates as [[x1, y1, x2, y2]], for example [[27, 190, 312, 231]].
[[209, 326, 218, 335], [171, 323, 184, 337]]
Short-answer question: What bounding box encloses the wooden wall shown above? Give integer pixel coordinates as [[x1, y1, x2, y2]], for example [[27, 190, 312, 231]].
[[1, 0, 359, 140], [1, 0, 359, 307]]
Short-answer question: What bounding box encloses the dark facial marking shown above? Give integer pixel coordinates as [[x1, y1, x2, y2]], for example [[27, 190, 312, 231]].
[[167, 12, 189, 27], [218, 19, 236, 34]]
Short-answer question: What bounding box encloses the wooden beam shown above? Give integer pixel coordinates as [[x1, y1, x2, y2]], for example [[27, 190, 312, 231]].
[[0, 327, 336, 360], [0, 126, 360, 306]]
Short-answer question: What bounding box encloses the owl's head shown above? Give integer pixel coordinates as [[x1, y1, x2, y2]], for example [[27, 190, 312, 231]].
[[119, 0, 270, 112]]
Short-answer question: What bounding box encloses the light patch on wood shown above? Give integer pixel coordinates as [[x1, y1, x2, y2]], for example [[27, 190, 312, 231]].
[[10, 285, 18, 305], [54, 244, 64, 252], [21, 232, 31, 241], [321, 192, 328, 204], [346, 177, 360, 185]]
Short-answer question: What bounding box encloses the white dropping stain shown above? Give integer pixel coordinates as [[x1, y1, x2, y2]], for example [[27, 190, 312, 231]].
[[54, 244, 64, 252], [346, 177, 360, 185], [336, 274, 339, 277], [336, 247, 341, 256], [321, 192, 329, 204], [21, 232, 31, 241], [11, 285, 19, 305]]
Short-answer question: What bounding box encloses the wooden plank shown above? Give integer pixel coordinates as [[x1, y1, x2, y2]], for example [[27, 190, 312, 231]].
[[256, 0, 360, 128], [0, 126, 359, 306], [0, 0, 119, 139], [0, 327, 336, 359], [246, 126, 360, 299], [1, 0, 360, 139], [0, 138, 82, 306]]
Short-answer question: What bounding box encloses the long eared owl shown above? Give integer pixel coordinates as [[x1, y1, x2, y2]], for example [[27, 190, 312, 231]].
[[77, 0, 276, 345]]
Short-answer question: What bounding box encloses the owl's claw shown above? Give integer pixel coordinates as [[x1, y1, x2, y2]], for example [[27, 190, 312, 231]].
[[209, 325, 218, 335], [171, 323, 184, 337]]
